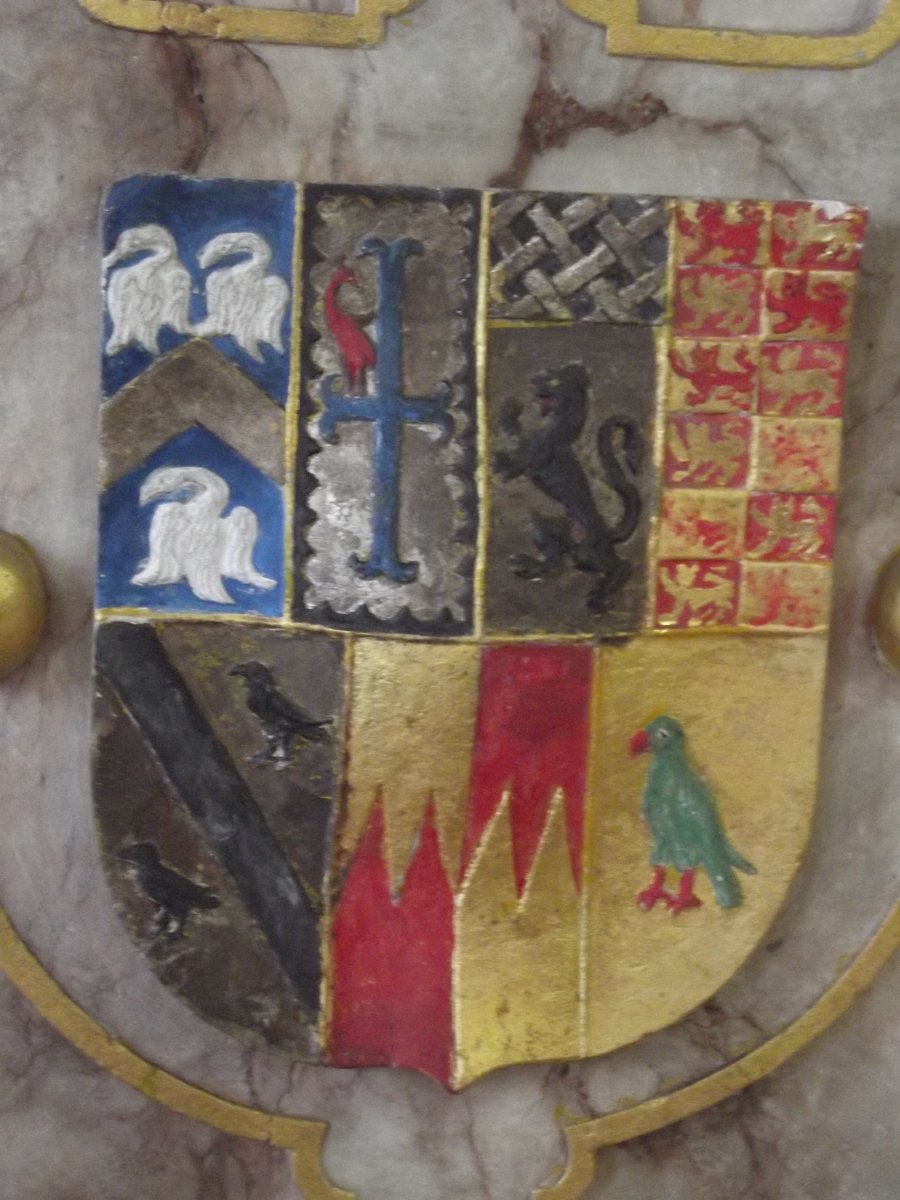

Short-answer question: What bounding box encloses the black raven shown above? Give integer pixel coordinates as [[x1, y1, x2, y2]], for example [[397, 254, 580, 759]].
[[229, 660, 332, 769], [119, 842, 221, 940]]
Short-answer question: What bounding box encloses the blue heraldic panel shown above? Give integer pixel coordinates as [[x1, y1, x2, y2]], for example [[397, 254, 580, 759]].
[[98, 426, 285, 617], [102, 176, 296, 405]]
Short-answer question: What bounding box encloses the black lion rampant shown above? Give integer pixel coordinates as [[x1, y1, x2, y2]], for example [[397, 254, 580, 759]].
[[493, 362, 644, 614]]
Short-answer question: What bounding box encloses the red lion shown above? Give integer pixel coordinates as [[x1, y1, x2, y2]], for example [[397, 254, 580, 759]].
[[767, 274, 847, 336], [676, 201, 765, 267], [669, 343, 756, 403]]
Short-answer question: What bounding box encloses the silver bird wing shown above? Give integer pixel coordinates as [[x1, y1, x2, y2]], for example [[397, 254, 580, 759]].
[[221, 506, 276, 591], [131, 501, 190, 587]]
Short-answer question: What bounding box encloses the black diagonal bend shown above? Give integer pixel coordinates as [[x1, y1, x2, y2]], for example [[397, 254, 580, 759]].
[[96, 621, 320, 1017]]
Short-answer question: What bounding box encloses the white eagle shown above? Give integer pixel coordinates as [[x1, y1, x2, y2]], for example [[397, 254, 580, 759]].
[[103, 225, 192, 356], [131, 466, 276, 605], [195, 231, 289, 361]]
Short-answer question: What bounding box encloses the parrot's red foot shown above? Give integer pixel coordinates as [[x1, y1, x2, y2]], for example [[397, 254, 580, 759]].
[[668, 870, 703, 916], [635, 867, 674, 911], [636, 886, 676, 910]]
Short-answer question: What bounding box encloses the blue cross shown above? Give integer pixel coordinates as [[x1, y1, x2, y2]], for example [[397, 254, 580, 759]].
[[318, 236, 453, 583]]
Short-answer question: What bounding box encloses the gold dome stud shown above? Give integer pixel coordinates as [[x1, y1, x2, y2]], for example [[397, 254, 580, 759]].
[[0, 531, 48, 679], [872, 549, 900, 672]]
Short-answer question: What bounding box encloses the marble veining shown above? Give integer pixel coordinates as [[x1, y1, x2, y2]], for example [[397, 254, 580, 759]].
[[1, 0, 899, 1194]]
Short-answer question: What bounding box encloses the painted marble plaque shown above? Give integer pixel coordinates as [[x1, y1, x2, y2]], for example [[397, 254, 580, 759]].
[[93, 178, 865, 1089]]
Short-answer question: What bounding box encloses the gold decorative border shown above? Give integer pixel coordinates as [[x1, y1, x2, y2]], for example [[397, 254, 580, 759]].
[[1, 899, 897, 1199], [561, 0, 900, 69], [77, 0, 420, 48]]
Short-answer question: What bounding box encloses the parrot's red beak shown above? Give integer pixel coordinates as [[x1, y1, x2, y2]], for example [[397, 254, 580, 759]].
[[629, 729, 650, 755]]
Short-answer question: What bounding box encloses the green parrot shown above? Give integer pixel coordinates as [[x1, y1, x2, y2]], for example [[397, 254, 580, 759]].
[[630, 715, 757, 914]]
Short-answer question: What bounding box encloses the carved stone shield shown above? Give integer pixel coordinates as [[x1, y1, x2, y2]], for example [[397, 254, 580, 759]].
[[93, 178, 865, 1088]]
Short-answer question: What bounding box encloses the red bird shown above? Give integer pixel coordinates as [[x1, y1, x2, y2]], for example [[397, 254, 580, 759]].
[[324, 264, 376, 394]]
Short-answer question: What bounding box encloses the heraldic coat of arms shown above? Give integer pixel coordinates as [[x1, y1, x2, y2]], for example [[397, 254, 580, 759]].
[[93, 177, 865, 1089]]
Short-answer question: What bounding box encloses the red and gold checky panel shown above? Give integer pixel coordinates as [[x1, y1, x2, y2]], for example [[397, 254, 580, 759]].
[[656, 199, 865, 631]]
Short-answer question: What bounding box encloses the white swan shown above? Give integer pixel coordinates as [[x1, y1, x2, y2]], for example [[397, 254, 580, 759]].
[[195, 232, 289, 362], [131, 466, 277, 605], [103, 225, 192, 356]]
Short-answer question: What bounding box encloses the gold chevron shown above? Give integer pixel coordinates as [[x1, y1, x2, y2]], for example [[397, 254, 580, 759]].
[[453, 789, 581, 1087]]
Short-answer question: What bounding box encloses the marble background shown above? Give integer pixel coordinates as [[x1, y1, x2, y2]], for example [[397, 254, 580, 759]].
[[2, 0, 900, 1196]]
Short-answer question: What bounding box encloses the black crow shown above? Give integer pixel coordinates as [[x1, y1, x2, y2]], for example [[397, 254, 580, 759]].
[[229, 661, 332, 769], [119, 842, 221, 939]]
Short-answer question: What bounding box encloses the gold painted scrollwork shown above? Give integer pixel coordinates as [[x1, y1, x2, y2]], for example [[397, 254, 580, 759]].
[[77, 0, 900, 61], [560, 0, 900, 69], [77, 0, 900, 60], [77, 0, 421, 48]]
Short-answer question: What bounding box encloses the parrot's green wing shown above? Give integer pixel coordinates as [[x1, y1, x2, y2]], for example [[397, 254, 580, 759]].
[[641, 763, 682, 867], [673, 767, 756, 907], [669, 768, 724, 870]]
